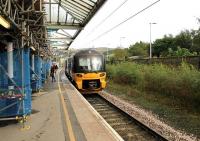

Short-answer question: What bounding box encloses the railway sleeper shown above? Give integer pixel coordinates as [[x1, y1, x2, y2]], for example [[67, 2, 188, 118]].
[[102, 113, 123, 119], [105, 117, 128, 122], [89, 103, 107, 106], [96, 108, 115, 112], [97, 110, 119, 115], [92, 104, 111, 108], [110, 122, 134, 128], [107, 119, 132, 125]]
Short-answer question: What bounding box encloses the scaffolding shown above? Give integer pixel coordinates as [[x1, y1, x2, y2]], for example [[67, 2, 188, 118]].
[[0, 0, 50, 120], [0, 0, 107, 121]]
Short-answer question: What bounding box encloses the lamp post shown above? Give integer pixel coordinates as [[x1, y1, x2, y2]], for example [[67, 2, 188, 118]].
[[149, 23, 156, 58], [120, 37, 125, 47], [106, 43, 110, 61]]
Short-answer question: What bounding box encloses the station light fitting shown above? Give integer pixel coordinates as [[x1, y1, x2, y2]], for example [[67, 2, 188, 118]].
[[0, 15, 11, 29], [30, 46, 36, 51]]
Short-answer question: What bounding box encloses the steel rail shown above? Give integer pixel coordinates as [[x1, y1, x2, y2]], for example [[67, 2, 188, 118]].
[[84, 94, 168, 141]]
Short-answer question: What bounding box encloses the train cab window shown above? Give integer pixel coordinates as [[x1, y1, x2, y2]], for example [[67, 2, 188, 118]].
[[77, 56, 104, 72], [79, 58, 91, 71], [91, 57, 102, 71]]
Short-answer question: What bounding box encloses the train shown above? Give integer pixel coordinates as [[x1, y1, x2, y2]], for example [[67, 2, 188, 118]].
[[65, 49, 106, 94]]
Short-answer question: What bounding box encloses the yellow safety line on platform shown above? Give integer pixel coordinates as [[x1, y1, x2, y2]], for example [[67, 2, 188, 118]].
[[57, 70, 76, 141]]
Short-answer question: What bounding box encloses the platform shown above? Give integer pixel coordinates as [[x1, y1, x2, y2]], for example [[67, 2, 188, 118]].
[[0, 70, 122, 141]]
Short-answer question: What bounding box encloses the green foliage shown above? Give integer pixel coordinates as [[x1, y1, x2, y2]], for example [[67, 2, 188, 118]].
[[177, 63, 200, 101], [128, 41, 149, 57], [106, 62, 200, 107], [175, 30, 192, 50], [113, 48, 128, 61], [168, 47, 197, 57], [108, 63, 143, 85], [106, 65, 116, 79], [191, 28, 200, 54], [153, 34, 176, 57], [152, 29, 200, 57]]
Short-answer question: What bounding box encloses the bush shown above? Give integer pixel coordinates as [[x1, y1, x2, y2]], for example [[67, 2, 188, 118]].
[[144, 64, 177, 94], [106, 65, 116, 80], [106, 62, 200, 108], [177, 63, 200, 103], [106, 63, 143, 85]]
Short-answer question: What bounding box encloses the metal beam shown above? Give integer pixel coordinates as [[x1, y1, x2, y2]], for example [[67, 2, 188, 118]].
[[43, 2, 58, 4], [61, 29, 72, 37], [50, 44, 69, 47], [19, 10, 45, 14], [46, 24, 82, 30], [60, 1, 88, 17], [61, 0, 91, 13], [47, 37, 73, 41], [73, 0, 94, 9], [49, 0, 51, 23], [57, 4, 84, 23], [27, 0, 37, 10], [65, 11, 68, 23], [55, 31, 71, 37], [57, 0, 61, 23]]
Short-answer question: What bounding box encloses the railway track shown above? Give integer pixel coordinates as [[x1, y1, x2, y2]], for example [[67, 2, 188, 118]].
[[84, 94, 168, 141]]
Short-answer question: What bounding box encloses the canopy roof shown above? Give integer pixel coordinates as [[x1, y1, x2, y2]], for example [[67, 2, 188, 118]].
[[44, 0, 107, 49]]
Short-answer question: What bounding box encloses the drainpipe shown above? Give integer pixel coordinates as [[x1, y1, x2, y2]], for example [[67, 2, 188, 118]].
[[7, 42, 14, 92], [32, 54, 35, 79]]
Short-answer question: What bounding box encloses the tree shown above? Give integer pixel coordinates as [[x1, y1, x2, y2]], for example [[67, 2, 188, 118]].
[[128, 41, 149, 57], [153, 34, 176, 57], [168, 47, 196, 57], [174, 30, 192, 50], [113, 48, 128, 61], [191, 28, 200, 54]]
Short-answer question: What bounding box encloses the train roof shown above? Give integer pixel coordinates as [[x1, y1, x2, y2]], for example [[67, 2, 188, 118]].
[[74, 49, 103, 57]]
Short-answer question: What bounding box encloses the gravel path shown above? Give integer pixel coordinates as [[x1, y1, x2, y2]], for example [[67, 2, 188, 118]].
[[99, 91, 199, 141]]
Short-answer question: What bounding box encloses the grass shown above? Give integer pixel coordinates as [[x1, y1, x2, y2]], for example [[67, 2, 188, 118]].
[[106, 62, 200, 137]]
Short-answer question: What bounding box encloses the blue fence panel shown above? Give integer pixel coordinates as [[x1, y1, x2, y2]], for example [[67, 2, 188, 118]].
[[41, 59, 46, 84], [0, 52, 8, 117], [22, 48, 31, 115], [0, 52, 8, 88], [0, 48, 32, 117], [47, 60, 52, 77], [31, 55, 42, 91], [38, 56, 42, 89]]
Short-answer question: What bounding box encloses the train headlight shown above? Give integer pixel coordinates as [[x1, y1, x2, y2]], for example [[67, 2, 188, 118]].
[[100, 73, 105, 77], [76, 74, 83, 77]]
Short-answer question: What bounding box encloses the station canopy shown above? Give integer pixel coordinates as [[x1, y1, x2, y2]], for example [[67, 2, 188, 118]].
[[44, 0, 107, 49]]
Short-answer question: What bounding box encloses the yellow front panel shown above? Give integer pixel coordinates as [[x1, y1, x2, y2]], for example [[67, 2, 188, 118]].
[[82, 73, 99, 78], [101, 80, 106, 88], [73, 72, 106, 91]]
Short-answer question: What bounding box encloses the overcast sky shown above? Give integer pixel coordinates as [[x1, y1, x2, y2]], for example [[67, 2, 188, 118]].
[[70, 0, 200, 49]]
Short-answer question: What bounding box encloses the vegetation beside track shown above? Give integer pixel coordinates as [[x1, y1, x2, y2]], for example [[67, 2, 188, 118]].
[[106, 62, 200, 137]]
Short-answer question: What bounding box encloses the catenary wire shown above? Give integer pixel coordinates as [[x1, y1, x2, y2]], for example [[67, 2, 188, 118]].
[[90, 0, 160, 43], [86, 0, 129, 36]]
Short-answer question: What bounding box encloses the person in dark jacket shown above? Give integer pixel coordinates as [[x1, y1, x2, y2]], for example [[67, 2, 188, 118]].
[[50, 65, 56, 82], [54, 64, 58, 74]]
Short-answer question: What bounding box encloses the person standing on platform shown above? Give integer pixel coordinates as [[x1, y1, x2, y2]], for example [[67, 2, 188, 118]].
[[50, 64, 56, 82], [54, 64, 58, 74]]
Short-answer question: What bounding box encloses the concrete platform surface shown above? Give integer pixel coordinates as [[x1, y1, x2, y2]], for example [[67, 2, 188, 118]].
[[0, 69, 122, 141], [59, 70, 122, 141], [0, 83, 66, 141]]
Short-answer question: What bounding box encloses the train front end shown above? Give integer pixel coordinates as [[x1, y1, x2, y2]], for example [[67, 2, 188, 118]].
[[73, 50, 106, 94]]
